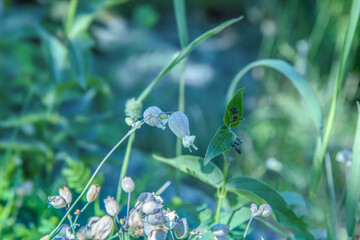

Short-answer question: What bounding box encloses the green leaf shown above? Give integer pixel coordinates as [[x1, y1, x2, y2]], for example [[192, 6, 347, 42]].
[[153, 154, 223, 188], [224, 88, 244, 128], [137, 16, 243, 102], [346, 103, 360, 236], [204, 125, 234, 165], [226, 59, 323, 131], [226, 177, 313, 238]]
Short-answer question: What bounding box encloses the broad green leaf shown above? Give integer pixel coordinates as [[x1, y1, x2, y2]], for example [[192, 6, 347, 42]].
[[226, 59, 323, 131], [153, 154, 223, 188], [226, 177, 313, 238], [346, 103, 360, 236], [204, 125, 233, 165], [137, 16, 243, 102], [224, 88, 244, 128]]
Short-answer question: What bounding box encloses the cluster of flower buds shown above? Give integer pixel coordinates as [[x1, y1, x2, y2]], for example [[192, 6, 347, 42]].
[[230, 137, 242, 154], [210, 223, 230, 240], [48, 186, 72, 209], [142, 106, 198, 152]]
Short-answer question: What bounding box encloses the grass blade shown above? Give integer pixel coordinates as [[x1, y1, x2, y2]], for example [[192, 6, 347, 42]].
[[345, 102, 360, 236], [226, 59, 323, 131], [137, 16, 243, 102]]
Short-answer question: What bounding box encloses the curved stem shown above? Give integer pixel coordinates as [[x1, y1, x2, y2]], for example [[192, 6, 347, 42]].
[[116, 133, 136, 203], [215, 150, 230, 223], [49, 122, 145, 239], [243, 216, 254, 239]]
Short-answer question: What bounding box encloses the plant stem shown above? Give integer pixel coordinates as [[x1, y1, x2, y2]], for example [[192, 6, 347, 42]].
[[215, 150, 230, 223], [116, 133, 135, 203], [243, 216, 254, 239], [324, 153, 337, 237], [126, 192, 131, 219], [49, 122, 145, 239], [65, 0, 78, 35]]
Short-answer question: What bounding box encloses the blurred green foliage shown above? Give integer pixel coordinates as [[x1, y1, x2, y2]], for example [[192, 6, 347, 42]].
[[0, 0, 359, 239]]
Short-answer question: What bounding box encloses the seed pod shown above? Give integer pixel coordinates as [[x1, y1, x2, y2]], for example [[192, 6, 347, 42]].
[[143, 106, 168, 130], [164, 209, 178, 229], [143, 222, 157, 237], [90, 215, 114, 240], [125, 98, 143, 121], [149, 229, 168, 240], [142, 201, 163, 215], [259, 204, 272, 217], [168, 112, 197, 152], [146, 212, 167, 225], [48, 195, 67, 209], [121, 176, 135, 193], [129, 210, 143, 230], [59, 186, 72, 208], [104, 196, 120, 217], [174, 218, 189, 239], [210, 223, 230, 237], [86, 184, 100, 203]]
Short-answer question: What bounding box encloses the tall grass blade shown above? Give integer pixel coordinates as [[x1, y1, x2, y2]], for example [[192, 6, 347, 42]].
[[226, 59, 323, 131], [346, 102, 360, 236]]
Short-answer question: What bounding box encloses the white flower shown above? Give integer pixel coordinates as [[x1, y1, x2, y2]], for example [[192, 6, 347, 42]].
[[168, 112, 198, 152], [104, 196, 120, 217], [121, 176, 135, 193], [143, 106, 168, 130]]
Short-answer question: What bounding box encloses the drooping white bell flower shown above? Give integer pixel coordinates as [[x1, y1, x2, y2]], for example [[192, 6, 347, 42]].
[[168, 111, 198, 152], [143, 106, 168, 130]]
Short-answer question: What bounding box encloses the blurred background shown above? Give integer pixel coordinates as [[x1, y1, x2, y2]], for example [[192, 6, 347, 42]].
[[0, 0, 359, 239]]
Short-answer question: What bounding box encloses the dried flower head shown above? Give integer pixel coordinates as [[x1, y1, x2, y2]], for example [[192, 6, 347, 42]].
[[149, 229, 168, 240], [125, 98, 143, 121], [210, 223, 230, 237], [90, 215, 114, 240], [48, 195, 67, 209], [59, 186, 72, 208], [129, 210, 143, 230], [86, 184, 100, 203], [104, 196, 120, 217], [142, 201, 163, 215], [174, 218, 189, 239], [143, 106, 168, 130], [122, 176, 135, 193], [164, 209, 178, 229], [168, 111, 197, 152], [146, 212, 167, 226]]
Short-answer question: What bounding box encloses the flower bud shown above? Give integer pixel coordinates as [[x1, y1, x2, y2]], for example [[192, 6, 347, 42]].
[[149, 229, 168, 240], [143, 106, 168, 130], [86, 184, 100, 203], [146, 212, 167, 225], [142, 201, 163, 215], [250, 203, 257, 215], [59, 186, 72, 208], [125, 117, 135, 127], [210, 223, 230, 237], [48, 195, 67, 209], [174, 218, 189, 239], [125, 98, 142, 121], [259, 204, 272, 217], [122, 176, 135, 193], [90, 215, 114, 240], [104, 196, 120, 217], [168, 112, 197, 152]]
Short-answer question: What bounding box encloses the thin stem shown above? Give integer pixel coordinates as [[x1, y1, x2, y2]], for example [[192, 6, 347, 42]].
[[67, 215, 76, 239], [126, 192, 131, 219], [325, 153, 337, 237], [116, 133, 136, 203], [170, 230, 176, 240], [65, 0, 78, 35], [112, 217, 121, 240], [243, 216, 254, 240], [49, 121, 146, 239], [215, 150, 230, 223]]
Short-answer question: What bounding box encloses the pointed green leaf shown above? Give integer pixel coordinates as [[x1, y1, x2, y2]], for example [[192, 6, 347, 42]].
[[224, 88, 244, 128], [153, 154, 223, 188], [204, 125, 234, 165], [226, 176, 313, 238]]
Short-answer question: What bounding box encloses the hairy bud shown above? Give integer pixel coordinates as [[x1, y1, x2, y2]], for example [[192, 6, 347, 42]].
[[125, 98, 142, 121], [86, 184, 100, 203], [143, 106, 168, 130], [168, 112, 197, 152], [104, 196, 120, 217]]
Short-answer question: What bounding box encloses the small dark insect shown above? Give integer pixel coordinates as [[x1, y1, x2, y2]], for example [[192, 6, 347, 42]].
[[231, 107, 238, 114], [235, 146, 242, 154], [232, 115, 238, 122], [231, 142, 236, 147]]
